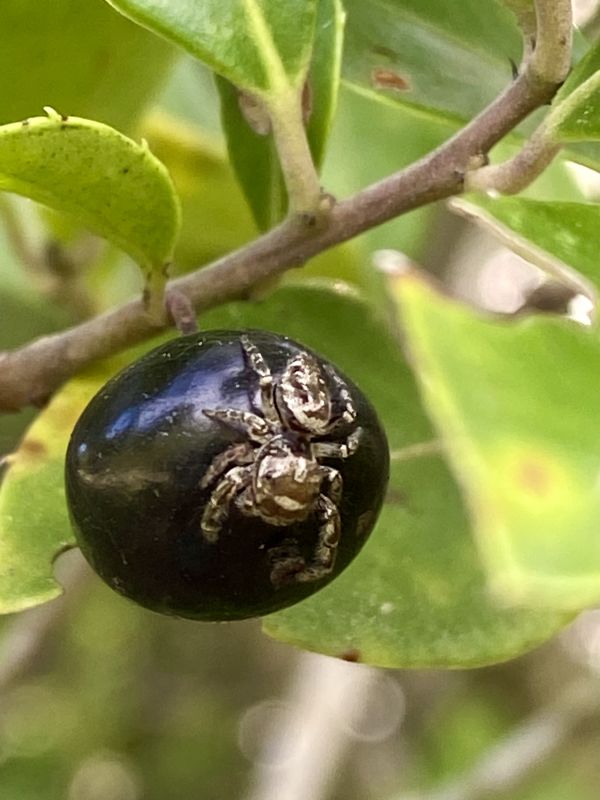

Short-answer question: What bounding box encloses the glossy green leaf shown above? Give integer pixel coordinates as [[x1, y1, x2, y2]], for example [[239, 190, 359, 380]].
[[342, 0, 521, 124], [216, 0, 344, 230], [395, 273, 600, 611], [550, 40, 600, 143], [0, 112, 181, 286], [554, 36, 600, 106], [551, 75, 600, 143], [0, 0, 176, 133], [0, 284, 567, 664], [0, 368, 116, 613], [105, 0, 318, 94], [450, 196, 600, 295]]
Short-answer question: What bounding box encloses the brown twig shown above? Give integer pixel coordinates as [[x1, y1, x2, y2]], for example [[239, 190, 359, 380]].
[[464, 0, 572, 195], [465, 122, 561, 194], [0, 2, 571, 412]]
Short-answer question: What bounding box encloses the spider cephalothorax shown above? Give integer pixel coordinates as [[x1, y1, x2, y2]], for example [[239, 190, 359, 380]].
[[200, 335, 362, 586]]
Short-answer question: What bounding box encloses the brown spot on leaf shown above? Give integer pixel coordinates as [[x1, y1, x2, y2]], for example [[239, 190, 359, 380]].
[[21, 439, 47, 457], [338, 648, 362, 663], [517, 459, 551, 497], [371, 68, 411, 92]]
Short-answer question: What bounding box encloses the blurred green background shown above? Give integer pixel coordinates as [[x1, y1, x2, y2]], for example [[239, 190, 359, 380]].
[[3, 1, 600, 799]]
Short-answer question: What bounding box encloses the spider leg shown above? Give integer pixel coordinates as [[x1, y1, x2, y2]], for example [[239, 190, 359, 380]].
[[234, 484, 258, 517], [319, 465, 343, 505], [241, 335, 280, 426], [201, 465, 253, 542], [269, 495, 341, 586], [323, 364, 357, 426], [200, 442, 255, 489], [203, 408, 271, 444], [268, 538, 307, 588], [312, 427, 363, 460]]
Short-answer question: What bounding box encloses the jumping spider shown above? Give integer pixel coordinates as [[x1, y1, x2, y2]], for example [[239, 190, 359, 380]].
[[199, 335, 362, 587]]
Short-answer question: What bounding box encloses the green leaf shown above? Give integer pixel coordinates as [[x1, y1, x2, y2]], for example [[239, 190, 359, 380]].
[[342, 0, 521, 125], [105, 0, 318, 94], [549, 40, 600, 143], [216, 0, 344, 230], [216, 76, 286, 231], [551, 75, 600, 143], [0, 112, 181, 296], [0, 368, 116, 613], [266, 454, 568, 668], [0, 0, 176, 133], [0, 284, 568, 664], [554, 37, 600, 107], [394, 273, 600, 611], [306, 0, 345, 167], [450, 196, 600, 295]]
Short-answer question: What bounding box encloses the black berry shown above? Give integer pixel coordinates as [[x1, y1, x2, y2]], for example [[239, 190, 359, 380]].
[[65, 330, 389, 620]]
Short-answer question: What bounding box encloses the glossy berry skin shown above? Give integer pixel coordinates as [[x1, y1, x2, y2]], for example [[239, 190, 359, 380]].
[[65, 330, 389, 621]]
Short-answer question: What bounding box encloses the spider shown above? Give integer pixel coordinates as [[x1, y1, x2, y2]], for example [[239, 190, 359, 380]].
[[199, 335, 362, 587]]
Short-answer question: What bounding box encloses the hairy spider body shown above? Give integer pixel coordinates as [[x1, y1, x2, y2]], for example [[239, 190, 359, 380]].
[[250, 435, 323, 524], [200, 336, 361, 586]]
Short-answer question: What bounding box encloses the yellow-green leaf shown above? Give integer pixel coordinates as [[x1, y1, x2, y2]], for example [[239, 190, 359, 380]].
[[0, 112, 181, 282], [395, 272, 600, 611], [0, 368, 118, 613]]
